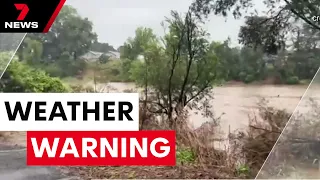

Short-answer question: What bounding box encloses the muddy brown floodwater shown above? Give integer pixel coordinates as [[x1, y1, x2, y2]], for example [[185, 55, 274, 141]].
[[1, 82, 320, 179], [96, 82, 320, 148]]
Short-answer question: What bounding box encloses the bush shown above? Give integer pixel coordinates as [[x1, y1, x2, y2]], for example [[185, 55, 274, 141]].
[[66, 105, 234, 179], [0, 60, 70, 92], [85, 60, 134, 82], [286, 76, 299, 84], [229, 100, 289, 178], [176, 148, 195, 164], [70, 84, 94, 92], [257, 99, 320, 178], [65, 100, 301, 179], [39, 63, 64, 77], [238, 71, 246, 81], [32, 58, 87, 78], [129, 60, 146, 85], [244, 74, 255, 83]]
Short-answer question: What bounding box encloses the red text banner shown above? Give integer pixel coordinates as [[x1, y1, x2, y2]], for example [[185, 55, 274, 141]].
[[27, 131, 176, 166]]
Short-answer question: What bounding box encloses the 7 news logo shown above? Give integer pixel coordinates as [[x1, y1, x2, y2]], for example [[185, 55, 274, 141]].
[[4, 4, 38, 29]]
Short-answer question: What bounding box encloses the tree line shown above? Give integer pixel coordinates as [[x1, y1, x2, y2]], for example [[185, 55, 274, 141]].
[[0, 0, 319, 94], [0, 1, 319, 178]]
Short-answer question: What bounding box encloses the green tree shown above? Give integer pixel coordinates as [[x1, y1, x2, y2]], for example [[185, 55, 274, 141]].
[[208, 40, 241, 80], [238, 16, 286, 54], [287, 23, 320, 79], [120, 27, 158, 60], [91, 42, 116, 52], [18, 37, 43, 64], [16, 5, 94, 78], [28, 5, 97, 60], [131, 10, 220, 128], [118, 27, 158, 82], [190, 0, 320, 54], [239, 47, 266, 82]]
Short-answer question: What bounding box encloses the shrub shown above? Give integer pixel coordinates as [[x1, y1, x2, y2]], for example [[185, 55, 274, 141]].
[[229, 100, 289, 178], [286, 76, 299, 84], [33, 59, 87, 78], [257, 99, 320, 178], [70, 84, 94, 92], [239, 71, 246, 81], [39, 63, 64, 77], [244, 74, 255, 83], [0, 60, 70, 92], [176, 148, 196, 164]]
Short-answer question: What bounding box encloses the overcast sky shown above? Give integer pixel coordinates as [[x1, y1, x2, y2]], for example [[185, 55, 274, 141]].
[[66, 0, 267, 49]]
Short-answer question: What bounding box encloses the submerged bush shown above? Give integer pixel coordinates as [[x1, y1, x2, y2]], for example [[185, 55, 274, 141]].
[[229, 100, 289, 178]]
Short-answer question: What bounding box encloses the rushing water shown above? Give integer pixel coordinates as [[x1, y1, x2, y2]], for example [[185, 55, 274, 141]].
[[98, 82, 318, 131], [96, 82, 320, 158]]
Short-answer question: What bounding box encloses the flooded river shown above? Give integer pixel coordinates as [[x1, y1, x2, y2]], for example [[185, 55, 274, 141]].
[[98, 82, 320, 134]]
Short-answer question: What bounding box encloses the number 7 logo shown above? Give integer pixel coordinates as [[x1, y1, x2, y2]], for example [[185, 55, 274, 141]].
[[14, 4, 29, 21]]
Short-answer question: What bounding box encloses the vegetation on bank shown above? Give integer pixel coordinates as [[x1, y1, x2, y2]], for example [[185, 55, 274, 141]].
[[1, 0, 320, 178], [2, 5, 317, 85], [0, 52, 70, 92]]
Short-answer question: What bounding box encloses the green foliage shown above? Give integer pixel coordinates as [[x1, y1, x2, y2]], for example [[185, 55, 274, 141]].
[[0, 53, 70, 92], [176, 148, 195, 164], [8, 1, 318, 93], [15, 5, 97, 79], [237, 164, 250, 176], [191, 0, 320, 54], [27, 5, 97, 60], [125, 11, 221, 126], [238, 16, 286, 54], [19, 37, 43, 64], [129, 60, 146, 84], [0, 51, 14, 72], [91, 42, 116, 52], [244, 74, 255, 84], [85, 60, 132, 82], [120, 27, 157, 60], [286, 76, 299, 85], [238, 71, 246, 81], [36, 58, 87, 78], [70, 84, 94, 92], [197, 28, 320, 84], [119, 58, 133, 81]]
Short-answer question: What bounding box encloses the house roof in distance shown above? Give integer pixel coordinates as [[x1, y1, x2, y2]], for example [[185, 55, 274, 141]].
[[80, 50, 120, 61]]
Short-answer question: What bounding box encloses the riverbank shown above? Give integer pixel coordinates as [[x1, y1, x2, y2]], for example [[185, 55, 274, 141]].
[[1, 81, 319, 179], [223, 79, 311, 86], [66, 80, 311, 136], [63, 76, 312, 87]]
